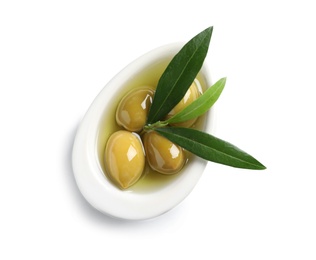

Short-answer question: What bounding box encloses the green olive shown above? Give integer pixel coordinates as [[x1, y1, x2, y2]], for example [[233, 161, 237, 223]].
[[166, 81, 200, 127], [143, 131, 186, 175], [116, 87, 154, 132], [104, 130, 145, 189]]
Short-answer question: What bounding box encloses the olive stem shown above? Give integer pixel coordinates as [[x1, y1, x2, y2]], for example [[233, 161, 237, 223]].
[[143, 120, 169, 132]]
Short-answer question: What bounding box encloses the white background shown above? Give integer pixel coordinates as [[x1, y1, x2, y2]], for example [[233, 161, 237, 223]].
[[1, 0, 315, 259]]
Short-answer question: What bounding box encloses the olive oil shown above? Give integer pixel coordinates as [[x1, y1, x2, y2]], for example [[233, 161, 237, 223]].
[[96, 57, 209, 192]]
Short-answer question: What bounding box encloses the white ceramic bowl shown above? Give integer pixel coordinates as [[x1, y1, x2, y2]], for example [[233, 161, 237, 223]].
[[72, 43, 215, 220]]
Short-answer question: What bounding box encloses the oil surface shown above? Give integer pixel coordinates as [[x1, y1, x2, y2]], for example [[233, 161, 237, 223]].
[[96, 58, 209, 192]]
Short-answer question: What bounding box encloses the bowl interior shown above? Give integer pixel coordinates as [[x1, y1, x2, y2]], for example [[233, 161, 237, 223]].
[[95, 50, 211, 193]]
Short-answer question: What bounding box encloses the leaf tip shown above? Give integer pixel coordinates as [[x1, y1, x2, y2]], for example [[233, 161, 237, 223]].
[[218, 77, 227, 86], [206, 26, 213, 32], [254, 161, 267, 170], [260, 164, 267, 170]]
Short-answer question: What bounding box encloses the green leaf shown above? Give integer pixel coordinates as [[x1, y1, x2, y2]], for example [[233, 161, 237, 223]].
[[146, 27, 213, 124], [155, 127, 266, 170], [166, 77, 226, 124]]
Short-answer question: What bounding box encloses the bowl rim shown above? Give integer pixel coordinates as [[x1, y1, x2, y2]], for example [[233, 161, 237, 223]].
[[72, 42, 214, 220]]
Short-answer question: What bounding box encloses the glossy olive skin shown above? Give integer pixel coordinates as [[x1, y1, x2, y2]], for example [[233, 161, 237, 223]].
[[166, 81, 200, 127], [143, 131, 186, 175], [105, 130, 145, 189], [116, 87, 154, 132]]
